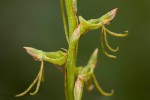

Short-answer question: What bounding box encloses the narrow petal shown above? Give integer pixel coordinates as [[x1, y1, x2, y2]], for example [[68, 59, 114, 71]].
[[30, 61, 44, 95], [103, 28, 119, 52], [100, 27, 117, 59], [92, 74, 114, 96], [15, 71, 40, 97], [106, 28, 128, 38]]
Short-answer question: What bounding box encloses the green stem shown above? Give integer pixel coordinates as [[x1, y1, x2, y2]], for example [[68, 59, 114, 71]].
[[64, 0, 78, 100], [66, 25, 81, 100], [60, 0, 69, 43], [65, 0, 77, 38]]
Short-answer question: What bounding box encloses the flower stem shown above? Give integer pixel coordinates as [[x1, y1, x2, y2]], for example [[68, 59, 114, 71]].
[[66, 25, 81, 100], [64, 0, 78, 100], [65, 0, 77, 38]]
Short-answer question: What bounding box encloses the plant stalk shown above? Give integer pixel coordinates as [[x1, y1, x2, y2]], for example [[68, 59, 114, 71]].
[[64, 0, 78, 100], [65, 0, 77, 37]]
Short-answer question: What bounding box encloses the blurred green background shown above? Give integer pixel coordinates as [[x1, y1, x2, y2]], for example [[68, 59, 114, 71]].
[[0, 0, 150, 100]]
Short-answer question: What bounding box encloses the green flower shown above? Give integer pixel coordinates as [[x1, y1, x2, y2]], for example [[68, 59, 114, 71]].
[[16, 47, 67, 97]]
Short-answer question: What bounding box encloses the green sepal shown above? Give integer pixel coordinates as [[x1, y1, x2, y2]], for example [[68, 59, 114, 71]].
[[24, 47, 44, 61]]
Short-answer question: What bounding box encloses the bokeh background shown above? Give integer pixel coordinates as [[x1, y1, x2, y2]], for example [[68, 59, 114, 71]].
[[0, 0, 150, 100]]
